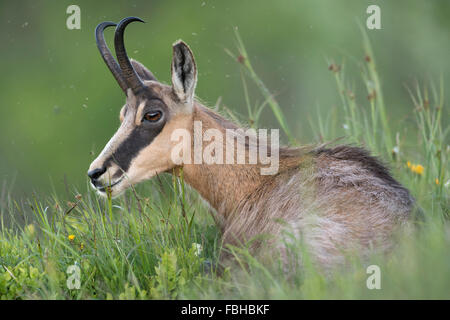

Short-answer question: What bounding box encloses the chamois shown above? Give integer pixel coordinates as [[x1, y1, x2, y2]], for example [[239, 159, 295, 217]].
[[88, 17, 414, 268]]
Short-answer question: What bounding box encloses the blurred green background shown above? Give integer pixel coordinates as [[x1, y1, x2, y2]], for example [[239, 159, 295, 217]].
[[0, 0, 449, 198]]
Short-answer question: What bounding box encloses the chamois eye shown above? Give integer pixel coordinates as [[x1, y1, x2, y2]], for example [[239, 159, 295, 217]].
[[143, 111, 162, 123]]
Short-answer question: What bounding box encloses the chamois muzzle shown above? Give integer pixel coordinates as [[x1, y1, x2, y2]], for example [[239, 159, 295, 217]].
[[88, 167, 106, 182]]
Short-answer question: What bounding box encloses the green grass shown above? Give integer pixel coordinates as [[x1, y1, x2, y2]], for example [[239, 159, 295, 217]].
[[0, 33, 449, 300]]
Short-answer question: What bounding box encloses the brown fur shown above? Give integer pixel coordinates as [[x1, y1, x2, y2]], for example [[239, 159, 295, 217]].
[[179, 104, 414, 269]]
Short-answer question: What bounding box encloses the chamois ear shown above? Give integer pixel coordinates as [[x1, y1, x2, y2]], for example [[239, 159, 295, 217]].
[[130, 59, 157, 82], [171, 40, 197, 105]]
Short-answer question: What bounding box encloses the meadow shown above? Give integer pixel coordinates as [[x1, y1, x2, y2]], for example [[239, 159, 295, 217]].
[[0, 30, 449, 299]]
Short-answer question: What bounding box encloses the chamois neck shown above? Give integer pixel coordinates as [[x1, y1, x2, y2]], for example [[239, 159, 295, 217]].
[[181, 104, 268, 218]]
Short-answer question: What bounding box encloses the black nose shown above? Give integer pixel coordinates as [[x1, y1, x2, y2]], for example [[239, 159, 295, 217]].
[[88, 167, 106, 181]]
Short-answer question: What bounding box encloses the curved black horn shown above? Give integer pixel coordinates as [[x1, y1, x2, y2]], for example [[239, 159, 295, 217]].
[[95, 22, 128, 93], [114, 17, 146, 95]]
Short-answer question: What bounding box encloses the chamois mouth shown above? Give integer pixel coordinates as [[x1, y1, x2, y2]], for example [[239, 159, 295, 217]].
[[92, 176, 124, 193]]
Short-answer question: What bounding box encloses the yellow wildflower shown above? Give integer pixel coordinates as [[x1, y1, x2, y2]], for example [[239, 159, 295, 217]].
[[68, 234, 75, 241], [435, 178, 439, 185], [407, 161, 412, 168], [415, 164, 424, 175], [411, 164, 424, 175]]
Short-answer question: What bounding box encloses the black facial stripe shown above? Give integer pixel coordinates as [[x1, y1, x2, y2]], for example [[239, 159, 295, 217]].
[[105, 115, 166, 174], [103, 85, 168, 175]]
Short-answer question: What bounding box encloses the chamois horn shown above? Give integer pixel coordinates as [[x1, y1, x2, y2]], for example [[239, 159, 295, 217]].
[[114, 16, 146, 95], [95, 21, 128, 93]]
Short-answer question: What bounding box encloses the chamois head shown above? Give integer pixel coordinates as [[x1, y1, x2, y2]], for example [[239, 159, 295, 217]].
[[88, 17, 197, 197]]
